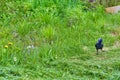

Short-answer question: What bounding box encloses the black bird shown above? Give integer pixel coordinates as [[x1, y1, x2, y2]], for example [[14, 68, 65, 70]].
[[95, 38, 103, 54]]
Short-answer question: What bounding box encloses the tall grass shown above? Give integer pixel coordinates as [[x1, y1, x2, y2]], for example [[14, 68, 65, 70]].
[[0, 0, 120, 79]]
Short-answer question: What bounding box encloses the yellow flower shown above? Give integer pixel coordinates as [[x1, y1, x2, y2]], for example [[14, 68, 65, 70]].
[[8, 42, 13, 45], [4, 45, 8, 48]]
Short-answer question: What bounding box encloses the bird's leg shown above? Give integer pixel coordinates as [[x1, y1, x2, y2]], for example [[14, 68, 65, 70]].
[[96, 49, 98, 55]]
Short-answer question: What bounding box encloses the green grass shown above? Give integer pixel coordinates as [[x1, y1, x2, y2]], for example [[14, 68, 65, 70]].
[[0, 0, 120, 80]]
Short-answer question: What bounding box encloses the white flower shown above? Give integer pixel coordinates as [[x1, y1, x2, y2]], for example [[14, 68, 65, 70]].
[[27, 45, 34, 49], [13, 57, 17, 62]]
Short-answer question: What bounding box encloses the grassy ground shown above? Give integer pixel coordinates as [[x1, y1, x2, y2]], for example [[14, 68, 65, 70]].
[[0, 0, 120, 80]]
